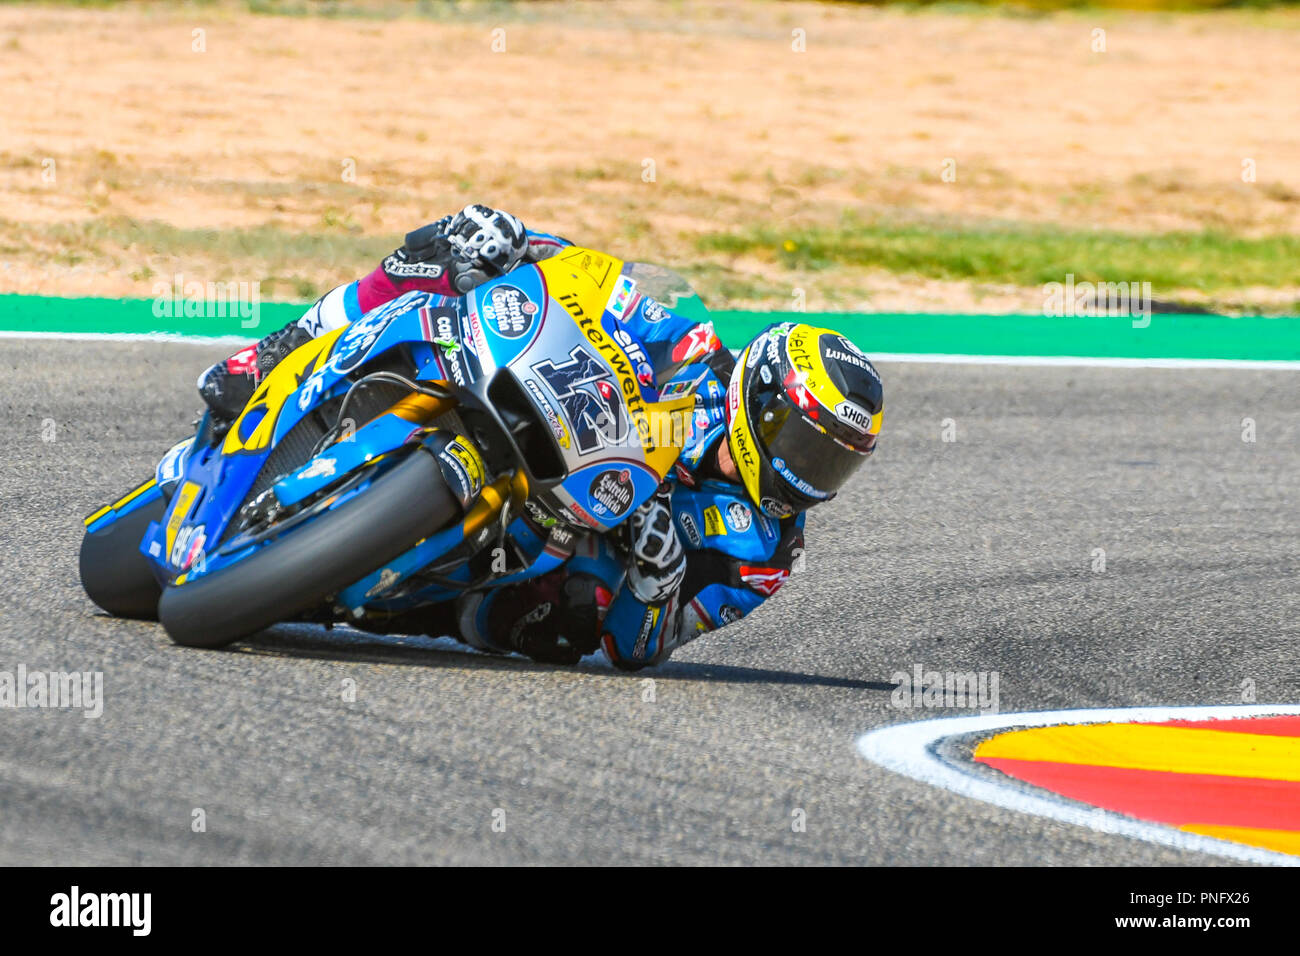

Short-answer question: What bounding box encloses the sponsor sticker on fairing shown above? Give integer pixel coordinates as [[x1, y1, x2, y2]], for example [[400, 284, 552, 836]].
[[463, 306, 491, 366], [422, 305, 469, 386], [330, 296, 411, 373], [298, 457, 337, 480], [588, 468, 635, 520], [525, 378, 571, 449], [568, 501, 601, 529], [481, 283, 537, 339], [612, 327, 654, 387], [607, 275, 638, 319], [525, 498, 558, 528]]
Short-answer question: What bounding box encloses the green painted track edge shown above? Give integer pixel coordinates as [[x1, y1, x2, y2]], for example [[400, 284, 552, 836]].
[[2, 293, 1298, 361]]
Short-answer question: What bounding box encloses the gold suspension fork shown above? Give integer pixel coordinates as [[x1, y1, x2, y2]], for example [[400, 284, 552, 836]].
[[462, 471, 530, 538], [384, 390, 458, 425], [378, 384, 531, 539]]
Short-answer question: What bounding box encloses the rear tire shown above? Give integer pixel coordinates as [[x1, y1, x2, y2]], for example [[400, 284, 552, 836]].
[[159, 450, 460, 649], [79, 493, 166, 620]]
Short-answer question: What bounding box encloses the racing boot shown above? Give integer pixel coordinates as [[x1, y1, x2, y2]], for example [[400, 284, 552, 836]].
[[197, 321, 315, 428], [456, 572, 610, 665]]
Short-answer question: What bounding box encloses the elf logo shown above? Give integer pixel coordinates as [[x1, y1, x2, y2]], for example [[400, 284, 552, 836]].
[[50, 886, 151, 936]]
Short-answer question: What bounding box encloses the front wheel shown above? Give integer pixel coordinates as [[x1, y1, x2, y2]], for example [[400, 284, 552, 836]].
[[159, 450, 460, 649], [80, 491, 167, 620]]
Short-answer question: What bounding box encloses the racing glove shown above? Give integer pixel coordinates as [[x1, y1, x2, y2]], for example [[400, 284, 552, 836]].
[[386, 203, 529, 295], [623, 484, 686, 605]]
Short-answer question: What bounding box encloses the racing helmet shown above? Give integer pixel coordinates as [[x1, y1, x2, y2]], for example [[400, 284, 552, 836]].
[[725, 323, 882, 518]]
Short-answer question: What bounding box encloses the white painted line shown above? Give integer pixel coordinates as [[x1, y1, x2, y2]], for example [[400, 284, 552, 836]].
[[734, 348, 1300, 370], [856, 704, 1300, 866], [867, 352, 1300, 370]]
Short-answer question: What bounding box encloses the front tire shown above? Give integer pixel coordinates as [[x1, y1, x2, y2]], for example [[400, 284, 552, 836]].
[[159, 450, 460, 649], [79, 492, 166, 621]]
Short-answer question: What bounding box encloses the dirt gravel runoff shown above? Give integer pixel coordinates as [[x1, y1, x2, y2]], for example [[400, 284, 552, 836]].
[[1, 1, 1298, 311]]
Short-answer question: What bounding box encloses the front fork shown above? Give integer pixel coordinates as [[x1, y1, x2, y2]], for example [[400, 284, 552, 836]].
[[386, 390, 530, 522], [332, 389, 531, 613]]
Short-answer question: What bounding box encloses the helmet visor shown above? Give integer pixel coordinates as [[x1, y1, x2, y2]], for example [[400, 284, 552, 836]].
[[755, 397, 871, 503]]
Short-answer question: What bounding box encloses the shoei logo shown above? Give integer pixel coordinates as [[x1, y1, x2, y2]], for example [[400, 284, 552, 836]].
[[677, 511, 703, 546], [835, 399, 873, 434]]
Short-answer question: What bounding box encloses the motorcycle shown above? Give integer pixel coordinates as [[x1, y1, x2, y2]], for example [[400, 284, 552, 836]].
[[79, 248, 702, 649]]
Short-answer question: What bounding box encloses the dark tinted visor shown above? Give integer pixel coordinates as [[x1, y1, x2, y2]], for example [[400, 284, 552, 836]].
[[755, 397, 870, 501]]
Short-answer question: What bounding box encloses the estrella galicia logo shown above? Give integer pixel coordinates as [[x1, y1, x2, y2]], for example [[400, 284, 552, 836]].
[[532, 345, 630, 455], [481, 283, 537, 339], [588, 468, 635, 520], [725, 501, 753, 533]]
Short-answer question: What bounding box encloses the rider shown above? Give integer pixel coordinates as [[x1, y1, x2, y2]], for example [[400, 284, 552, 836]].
[[195, 205, 883, 669], [460, 316, 883, 668]]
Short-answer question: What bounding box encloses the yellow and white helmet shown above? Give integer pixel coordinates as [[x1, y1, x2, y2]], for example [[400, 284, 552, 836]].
[[726, 323, 883, 518]]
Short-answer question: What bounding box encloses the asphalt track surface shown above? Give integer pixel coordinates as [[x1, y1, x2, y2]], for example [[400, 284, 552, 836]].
[[1, 338, 1297, 865]]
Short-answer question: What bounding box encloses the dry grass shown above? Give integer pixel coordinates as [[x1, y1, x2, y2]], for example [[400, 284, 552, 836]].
[[1, 0, 1298, 312]]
